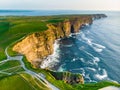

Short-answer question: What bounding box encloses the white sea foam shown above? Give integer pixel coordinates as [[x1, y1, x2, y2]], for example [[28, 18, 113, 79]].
[[69, 32, 80, 37], [62, 44, 73, 47], [81, 32, 92, 45], [93, 57, 100, 62], [79, 58, 85, 62], [83, 50, 100, 65], [84, 50, 94, 57], [85, 74, 91, 81], [95, 69, 108, 80], [80, 32, 106, 52], [86, 67, 96, 72], [85, 23, 89, 26], [93, 47, 103, 52], [93, 57, 100, 66], [92, 43, 106, 52], [92, 43, 106, 49], [86, 61, 95, 65], [72, 58, 76, 62], [58, 64, 66, 72], [79, 46, 85, 50], [40, 40, 60, 69]]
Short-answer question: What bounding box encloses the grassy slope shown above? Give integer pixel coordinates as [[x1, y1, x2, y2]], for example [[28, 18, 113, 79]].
[[0, 73, 50, 90], [0, 60, 50, 90], [74, 81, 120, 90], [0, 74, 33, 90], [0, 60, 24, 79]]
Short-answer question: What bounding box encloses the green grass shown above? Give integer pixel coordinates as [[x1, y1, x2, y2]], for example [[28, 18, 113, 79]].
[[0, 60, 24, 79], [47, 19, 64, 23], [0, 74, 33, 90], [20, 73, 51, 90], [0, 49, 6, 61], [0, 73, 50, 90], [0, 60, 21, 70], [74, 81, 120, 90], [0, 22, 9, 33]]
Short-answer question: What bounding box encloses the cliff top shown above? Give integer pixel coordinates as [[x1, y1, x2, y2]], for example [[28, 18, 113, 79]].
[[0, 14, 106, 61]]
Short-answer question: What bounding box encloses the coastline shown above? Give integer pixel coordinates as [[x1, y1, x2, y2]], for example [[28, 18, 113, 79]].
[[12, 14, 107, 68], [0, 13, 119, 90]]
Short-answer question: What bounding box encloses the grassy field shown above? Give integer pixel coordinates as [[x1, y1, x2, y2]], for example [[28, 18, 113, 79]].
[[74, 81, 120, 90], [0, 60, 24, 79], [0, 73, 50, 90]]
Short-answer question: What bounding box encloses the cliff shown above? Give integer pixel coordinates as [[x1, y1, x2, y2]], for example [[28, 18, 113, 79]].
[[13, 14, 107, 68], [49, 71, 84, 84]]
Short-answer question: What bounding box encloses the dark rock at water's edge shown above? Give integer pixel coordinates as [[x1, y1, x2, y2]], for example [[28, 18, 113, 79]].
[[92, 14, 107, 20], [48, 70, 84, 84]]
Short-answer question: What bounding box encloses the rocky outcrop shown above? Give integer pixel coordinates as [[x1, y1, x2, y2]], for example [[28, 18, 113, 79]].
[[49, 71, 84, 84], [13, 14, 107, 68]]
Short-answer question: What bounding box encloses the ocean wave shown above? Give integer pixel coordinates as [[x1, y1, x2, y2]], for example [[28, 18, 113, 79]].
[[40, 40, 60, 69], [92, 43, 106, 52], [61, 44, 73, 47], [92, 43, 106, 49], [79, 46, 85, 50], [83, 50, 94, 57], [94, 69, 108, 80], [79, 58, 85, 63], [93, 57, 100, 66], [83, 50, 100, 66], [92, 47, 103, 52], [86, 67, 96, 72], [71, 58, 76, 62], [79, 32, 106, 52], [57, 64, 66, 72], [70, 68, 85, 76]]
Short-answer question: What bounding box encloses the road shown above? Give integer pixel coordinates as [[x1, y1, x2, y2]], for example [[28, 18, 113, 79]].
[[0, 45, 59, 90]]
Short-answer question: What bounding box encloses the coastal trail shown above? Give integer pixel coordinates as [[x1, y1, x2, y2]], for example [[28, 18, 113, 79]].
[[0, 41, 59, 90]]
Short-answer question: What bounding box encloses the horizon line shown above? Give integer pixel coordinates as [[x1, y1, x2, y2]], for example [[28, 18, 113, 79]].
[[0, 9, 120, 12]]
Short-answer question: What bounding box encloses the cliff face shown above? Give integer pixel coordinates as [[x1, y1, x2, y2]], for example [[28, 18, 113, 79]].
[[49, 71, 84, 84], [13, 14, 106, 67]]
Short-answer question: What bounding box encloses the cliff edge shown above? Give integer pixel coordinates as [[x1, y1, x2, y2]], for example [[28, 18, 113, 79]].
[[13, 14, 107, 68]]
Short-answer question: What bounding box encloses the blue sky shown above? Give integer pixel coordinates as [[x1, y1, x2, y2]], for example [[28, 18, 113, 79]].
[[0, 0, 120, 11]]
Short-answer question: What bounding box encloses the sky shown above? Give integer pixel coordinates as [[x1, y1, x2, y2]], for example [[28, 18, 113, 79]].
[[0, 0, 120, 11]]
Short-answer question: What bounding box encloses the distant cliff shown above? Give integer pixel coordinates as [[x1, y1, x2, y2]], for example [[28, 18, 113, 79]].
[[13, 14, 107, 67]]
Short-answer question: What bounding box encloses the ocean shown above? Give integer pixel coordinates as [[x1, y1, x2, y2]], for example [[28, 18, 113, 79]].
[[1, 10, 120, 83]]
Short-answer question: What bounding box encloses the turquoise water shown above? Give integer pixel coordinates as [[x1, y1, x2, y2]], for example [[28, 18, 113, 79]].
[[1, 10, 120, 83], [40, 11, 120, 83], [55, 12, 120, 83]]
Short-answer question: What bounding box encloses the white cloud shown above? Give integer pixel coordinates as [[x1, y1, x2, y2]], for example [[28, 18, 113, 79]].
[[0, 0, 120, 11]]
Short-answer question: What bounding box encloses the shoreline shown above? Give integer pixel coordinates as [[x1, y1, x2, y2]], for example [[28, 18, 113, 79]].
[[12, 14, 107, 68]]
